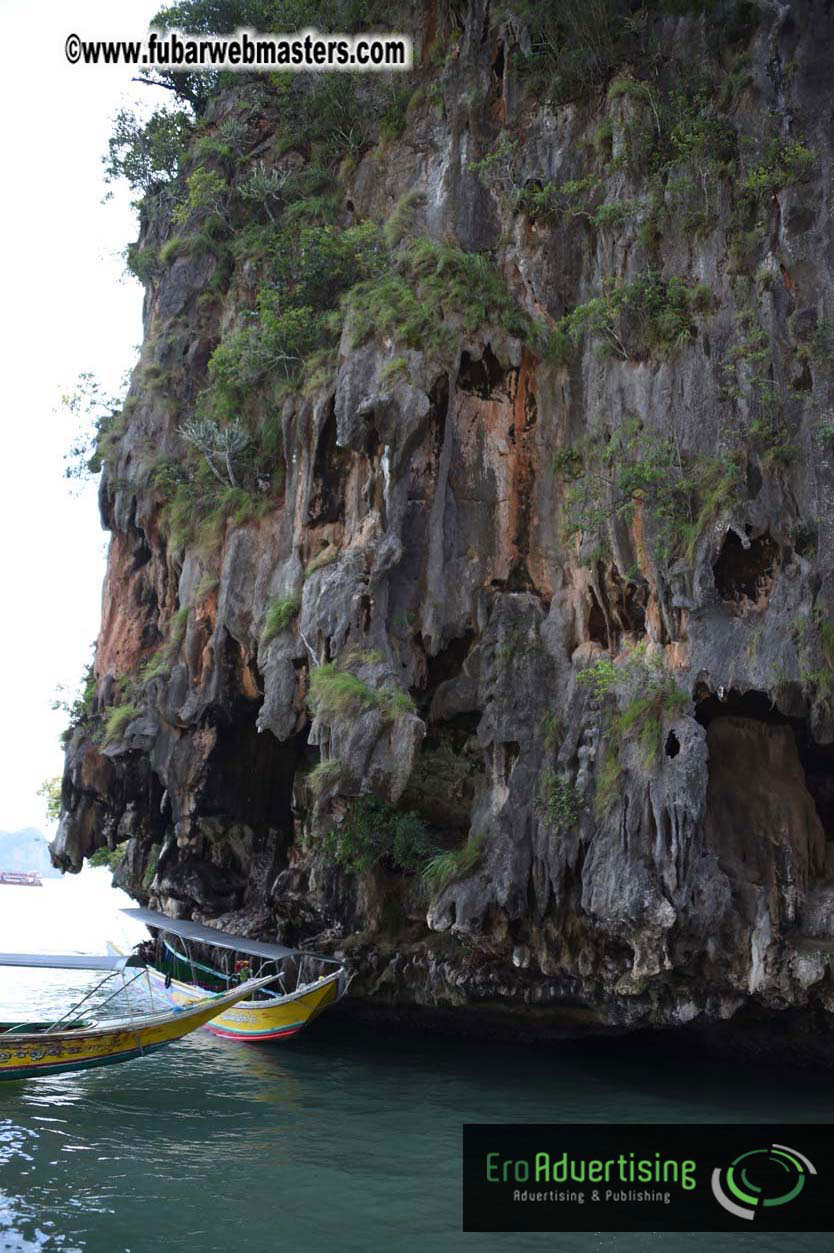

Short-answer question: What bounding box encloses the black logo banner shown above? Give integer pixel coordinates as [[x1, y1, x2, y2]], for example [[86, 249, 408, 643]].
[[463, 1124, 833, 1232]]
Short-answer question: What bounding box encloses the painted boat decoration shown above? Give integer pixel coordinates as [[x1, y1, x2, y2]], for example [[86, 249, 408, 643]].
[[0, 952, 277, 1081], [118, 907, 351, 1043]]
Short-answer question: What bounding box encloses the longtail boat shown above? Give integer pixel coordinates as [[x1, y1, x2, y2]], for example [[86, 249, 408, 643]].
[[0, 952, 278, 1080], [118, 908, 350, 1043], [0, 872, 42, 886]]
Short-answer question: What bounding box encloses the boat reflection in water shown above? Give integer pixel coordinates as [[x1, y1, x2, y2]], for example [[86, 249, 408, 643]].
[[117, 908, 351, 1043]]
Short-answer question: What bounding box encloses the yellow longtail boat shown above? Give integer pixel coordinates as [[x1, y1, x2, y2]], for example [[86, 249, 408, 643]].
[[0, 952, 278, 1080], [119, 908, 350, 1043]]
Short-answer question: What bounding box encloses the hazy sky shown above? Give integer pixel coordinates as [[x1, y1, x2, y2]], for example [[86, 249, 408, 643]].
[[0, 0, 168, 832]]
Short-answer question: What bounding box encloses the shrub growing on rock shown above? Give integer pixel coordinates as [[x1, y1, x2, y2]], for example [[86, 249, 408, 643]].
[[320, 797, 434, 874], [538, 772, 580, 833]]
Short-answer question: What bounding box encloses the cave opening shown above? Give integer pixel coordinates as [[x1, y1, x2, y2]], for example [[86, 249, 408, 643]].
[[492, 43, 505, 96], [523, 177, 544, 202], [504, 740, 520, 784], [695, 688, 834, 842], [612, 572, 647, 637], [746, 459, 763, 499], [162, 707, 309, 916], [588, 588, 608, 648], [201, 713, 304, 835], [665, 730, 680, 758], [429, 372, 449, 463], [422, 630, 477, 704], [458, 345, 505, 399], [197, 633, 304, 836], [713, 529, 778, 612], [585, 566, 651, 653], [130, 533, 152, 572], [308, 404, 351, 526], [400, 712, 483, 834]]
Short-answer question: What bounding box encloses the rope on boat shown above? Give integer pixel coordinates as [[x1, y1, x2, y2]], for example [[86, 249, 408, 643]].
[[145, 965, 155, 1011], [163, 939, 230, 984], [43, 967, 149, 1034], [161, 940, 289, 998]]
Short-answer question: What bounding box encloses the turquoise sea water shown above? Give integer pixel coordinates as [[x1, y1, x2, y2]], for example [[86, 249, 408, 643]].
[[0, 873, 831, 1253]]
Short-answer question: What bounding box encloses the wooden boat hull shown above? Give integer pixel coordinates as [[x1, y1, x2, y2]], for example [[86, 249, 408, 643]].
[[145, 964, 343, 1042], [0, 976, 275, 1080]]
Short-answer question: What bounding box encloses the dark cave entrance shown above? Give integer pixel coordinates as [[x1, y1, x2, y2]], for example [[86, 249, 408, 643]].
[[309, 404, 351, 526], [585, 565, 650, 652], [160, 688, 309, 915], [492, 43, 504, 98], [611, 570, 648, 637], [712, 530, 778, 613], [695, 688, 834, 844], [428, 372, 450, 467], [398, 628, 484, 835], [200, 715, 304, 834], [588, 588, 608, 648], [199, 633, 306, 837], [458, 345, 505, 399], [422, 630, 477, 705]]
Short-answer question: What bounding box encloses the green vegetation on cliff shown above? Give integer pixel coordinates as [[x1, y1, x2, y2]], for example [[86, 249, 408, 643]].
[[422, 832, 484, 892], [261, 595, 300, 645], [309, 658, 414, 723], [538, 772, 580, 834], [94, 0, 802, 585], [89, 843, 128, 870], [54, 660, 97, 747], [580, 647, 689, 812], [319, 796, 434, 875], [102, 702, 140, 745], [554, 416, 743, 567]]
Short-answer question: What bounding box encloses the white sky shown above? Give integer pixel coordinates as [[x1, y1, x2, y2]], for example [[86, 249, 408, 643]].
[[0, 0, 169, 832]]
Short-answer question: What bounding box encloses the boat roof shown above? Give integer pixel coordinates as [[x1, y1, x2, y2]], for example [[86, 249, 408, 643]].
[[122, 907, 299, 960], [0, 953, 144, 971]]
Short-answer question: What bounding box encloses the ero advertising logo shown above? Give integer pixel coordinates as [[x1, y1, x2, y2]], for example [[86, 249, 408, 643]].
[[463, 1124, 833, 1232], [711, 1142, 817, 1221]]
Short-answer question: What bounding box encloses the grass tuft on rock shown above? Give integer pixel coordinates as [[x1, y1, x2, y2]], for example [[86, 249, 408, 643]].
[[308, 759, 344, 796], [102, 702, 139, 745], [422, 832, 484, 892], [261, 595, 299, 646], [308, 660, 415, 723]]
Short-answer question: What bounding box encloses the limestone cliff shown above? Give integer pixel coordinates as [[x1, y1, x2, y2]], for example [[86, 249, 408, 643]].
[[53, 0, 834, 1058]]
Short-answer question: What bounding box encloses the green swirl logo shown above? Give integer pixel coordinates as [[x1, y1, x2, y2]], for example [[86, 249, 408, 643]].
[[711, 1144, 816, 1221]]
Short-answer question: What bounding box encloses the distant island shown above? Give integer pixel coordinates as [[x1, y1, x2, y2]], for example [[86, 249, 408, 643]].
[[0, 829, 62, 879]]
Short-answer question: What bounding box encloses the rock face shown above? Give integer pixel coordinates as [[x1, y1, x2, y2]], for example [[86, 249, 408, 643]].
[[52, 1, 834, 1057]]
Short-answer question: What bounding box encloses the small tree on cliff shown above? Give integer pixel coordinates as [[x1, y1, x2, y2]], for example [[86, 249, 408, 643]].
[[178, 416, 250, 487], [37, 777, 62, 823], [62, 372, 125, 484], [104, 107, 193, 196]]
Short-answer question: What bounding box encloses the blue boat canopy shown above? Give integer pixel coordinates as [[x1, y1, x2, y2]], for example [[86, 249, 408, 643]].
[[0, 953, 144, 971], [122, 907, 299, 960]]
